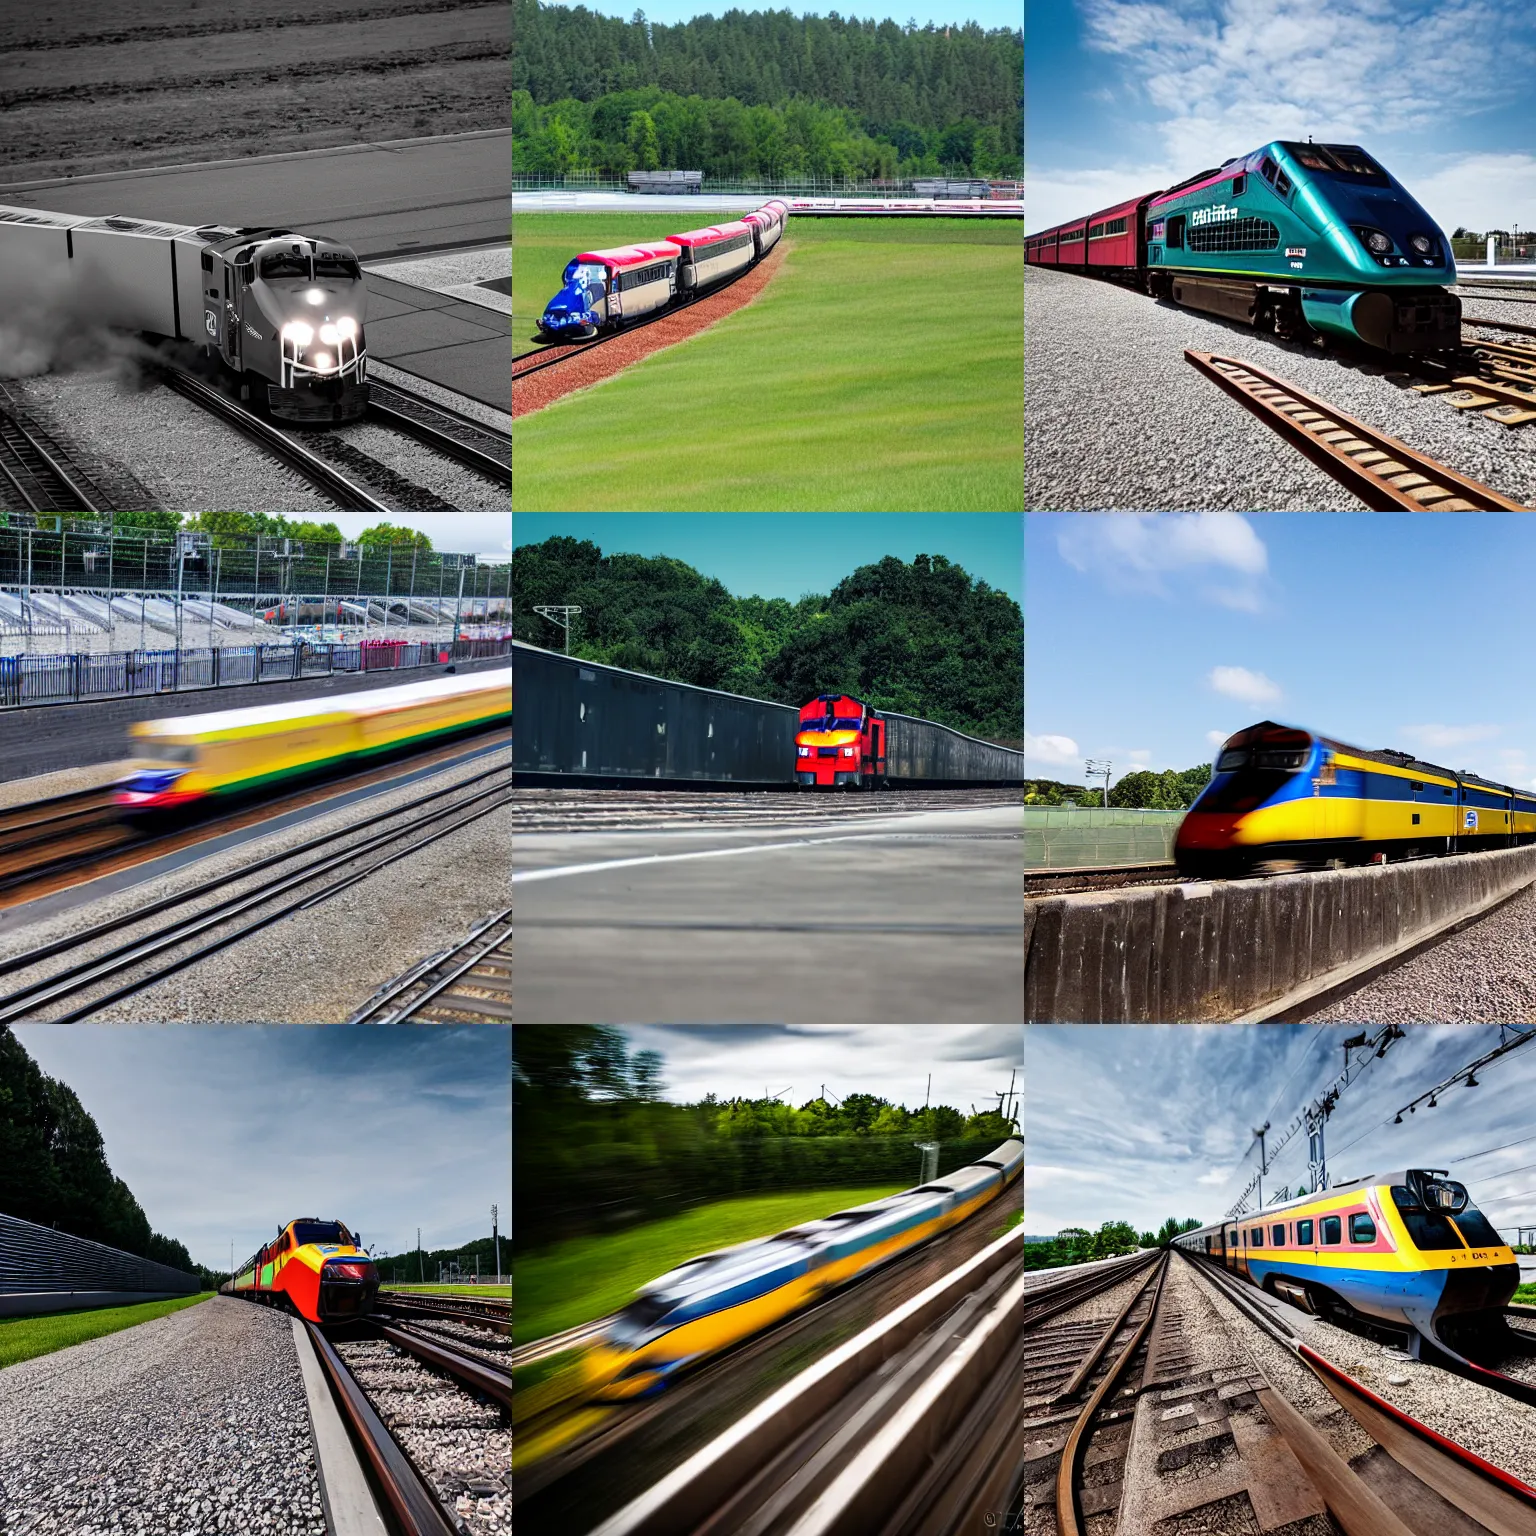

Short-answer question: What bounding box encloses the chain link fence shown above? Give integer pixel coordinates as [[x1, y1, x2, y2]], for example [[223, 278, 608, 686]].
[[1025, 807, 1184, 869]]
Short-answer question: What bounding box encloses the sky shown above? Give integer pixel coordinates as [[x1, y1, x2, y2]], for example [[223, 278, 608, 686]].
[[616, 1024, 1023, 1120], [1025, 0, 1536, 235], [1026, 513, 1536, 790], [512, 513, 1024, 604], [13, 1025, 511, 1274], [332, 513, 509, 560], [575, 1, 1024, 32], [1025, 1023, 1536, 1241]]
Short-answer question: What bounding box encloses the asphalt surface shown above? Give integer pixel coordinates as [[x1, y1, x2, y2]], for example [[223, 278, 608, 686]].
[[3, 131, 511, 409], [512, 804, 1023, 1022]]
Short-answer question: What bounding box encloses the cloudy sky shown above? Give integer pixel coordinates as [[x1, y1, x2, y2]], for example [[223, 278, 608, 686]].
[[1026, 513, 1536, 789], [1027, 0, 1536, 234], [13, 1025, 510, 1273], [1026, 1024, 1536, 1240], [512, 514, 1023, 605], [332, 513, 508, 560], [618, 1025, 1023, 1119]]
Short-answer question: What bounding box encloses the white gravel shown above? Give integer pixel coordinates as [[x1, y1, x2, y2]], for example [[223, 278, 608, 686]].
[[0, 1296, 324, 1536], [323, 420, 507, 511], [0, 742, 510, 1024], [1025, 264, 1536, 510], [1304, 881, 1536, 1022], [14, 370, 337, 515]]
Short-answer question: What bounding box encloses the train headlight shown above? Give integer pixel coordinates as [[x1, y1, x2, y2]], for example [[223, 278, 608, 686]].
[[1354, 226, 1393, 255], [1410, 234, 1432, 254], [281, 321, 314, 346], [840, 746, 857, 757], [336, 317, 357, 339], [312, 351, 332, 371], [306, 288, 325, 305], [319, 323, 340, 345]]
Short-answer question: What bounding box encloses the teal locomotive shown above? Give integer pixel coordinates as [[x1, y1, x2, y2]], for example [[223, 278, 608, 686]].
[[1027, 141, 1460, 354]]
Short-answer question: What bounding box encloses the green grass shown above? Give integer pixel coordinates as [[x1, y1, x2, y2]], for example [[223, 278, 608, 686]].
[[384, 1283, 511, 1297], [512, 215, 1022, 510], [513, 1184, 906, 1344], [0, 1293, 216, 1370], [1515, 1282, 1536, 1305]]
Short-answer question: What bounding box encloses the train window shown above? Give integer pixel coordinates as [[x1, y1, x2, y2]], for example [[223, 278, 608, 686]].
[[260, 252, 309, 279], [1411, 781, 1423, 791], [1227, 1229, 1237, 1245], [1231, 173, 1246, 197], [1166, 215, 1185, 249], [200, 251, 213, 271], [1452, 1208, 1504, 1248], [1320, 144, 1390, 183], [1249, 1228, 1262, 1246], [315, 255, 361, 280], [1320, 1216, 1341, 1244], [1271, 1224, 1285, 1246], [1104, 217, 1127, 236], [1390, 1186, 1464, 1250], [1274, 168, 1293, 197], [1088, 222, 1104, 239], [1296, 1218, 1313, 1243], [1349, 1213, 1376, 1244], [1259, 157, 1277, 184], [150, 744, 198, 763], [291, 1220, 354, 1246]]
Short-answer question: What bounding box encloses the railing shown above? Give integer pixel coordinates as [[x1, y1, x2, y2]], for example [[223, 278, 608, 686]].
[[0, 635, 514, 709], [515, 173, 1022, 197], [1025, 807, 1185, 869], [0, 1210, 200, 1296]]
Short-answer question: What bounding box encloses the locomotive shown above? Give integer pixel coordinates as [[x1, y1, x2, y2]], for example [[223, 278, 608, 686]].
[[537, 199, 787, 340], [1174, 720, 1536, 878], [1175, 1169, 1517, 1357], [223, 1217, 379, 1324], [0, 203, 370, 421], [583, 1137, 1021, 1400], [1026, 141, 1460, 354]]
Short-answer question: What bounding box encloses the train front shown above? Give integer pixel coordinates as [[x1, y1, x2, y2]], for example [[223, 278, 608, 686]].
[[795, 694, 868, 786], [539, 257, 609, 340], [1174, 722, 1328, 876], [114, 721, 207, 818], [247, 238, 369, 421], [289, 1219, 380, 1323]]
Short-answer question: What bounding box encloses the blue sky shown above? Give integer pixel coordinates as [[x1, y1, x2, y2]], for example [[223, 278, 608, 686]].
[[513, 514, 1024, 603], [1026, 1024, 1536, 1240], [576, 2, 1024, 32], [13, 1026, 510, 1273], [1026, 514, 1536, 790], [1026, 0, 1536, 234]]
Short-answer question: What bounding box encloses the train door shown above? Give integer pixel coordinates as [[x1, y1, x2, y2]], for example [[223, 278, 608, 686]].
[[200, 250, 223, 357], [219, 256, 243, 373], [608, 269, 623, 325], [1226, 1226, 1240, 1275]]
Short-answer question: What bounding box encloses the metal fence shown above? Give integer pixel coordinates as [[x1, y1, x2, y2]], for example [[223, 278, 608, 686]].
[[515, 173, 1022, 198], [0, 635, 514, 709], [1025, 807, 1184, 869], [0, 1210, 200, 1297]]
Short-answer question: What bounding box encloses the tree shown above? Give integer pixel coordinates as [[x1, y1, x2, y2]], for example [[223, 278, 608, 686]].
[[626, 109, 661, 170], [356, 522, 433, 554]]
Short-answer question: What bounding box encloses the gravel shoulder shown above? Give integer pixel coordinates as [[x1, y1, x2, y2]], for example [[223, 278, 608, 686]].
[[1025, 264, 1536, 511], [0, 1295, 324, 1536]]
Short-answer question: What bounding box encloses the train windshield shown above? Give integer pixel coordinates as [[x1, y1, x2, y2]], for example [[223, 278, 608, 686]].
[[563, 261, 608, 290], [314, 254, 361, 280], [1452, 1206, 1505, 1249], [260, 252, 310, 280], [145, 743, 198, 763], [608, 1294, 672, 1343], [1390, 1185, 1466, 1251], [799, 717, 861, 733], [291, 1221, 355, 1246], [1280, 143, 1389, 185]]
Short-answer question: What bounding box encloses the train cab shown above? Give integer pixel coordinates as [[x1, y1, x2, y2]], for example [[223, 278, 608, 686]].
[[538, 242, 680, 339]]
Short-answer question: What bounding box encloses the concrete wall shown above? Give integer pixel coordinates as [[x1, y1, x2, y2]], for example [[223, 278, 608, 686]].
[[0, 1290, 196, 1317], [1025, 845, 1536, 1022]]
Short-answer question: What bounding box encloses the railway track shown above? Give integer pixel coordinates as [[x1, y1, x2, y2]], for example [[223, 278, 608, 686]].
[[0, 762, 510, 1023], [366, 381, 511, 487], [0, 405, 115, 514], [1035, 1249, 1536, 1536], [1026, 861, 1181, 896], [349, 906, 511, 1022], [378, 1290, 511, 1336]]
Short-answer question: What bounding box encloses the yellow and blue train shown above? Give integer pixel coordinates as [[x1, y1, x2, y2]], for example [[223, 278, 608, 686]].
[[114, 666, 510, 818], [582, 1136, 1023, 1400], [1175, 1169, 1517, 1356], [1175, 720, 1536, 878]]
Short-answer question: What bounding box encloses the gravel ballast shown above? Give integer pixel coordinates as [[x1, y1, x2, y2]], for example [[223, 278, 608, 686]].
[[0, 1296, 324, 1536], [1025, 264, 1536, 510]]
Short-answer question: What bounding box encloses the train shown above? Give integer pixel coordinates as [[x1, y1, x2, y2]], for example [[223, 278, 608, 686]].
[[1026, 140, 1460, 354], [222, 1217, 379, 1324], [0, 203, 370, 422], [113, 665, 511, 818], [795, 692, 1027, 789], [1174, 1169, 1517, 1357], [536, 199, 787, 340], [582, 1136, 1022, 1400], [1174, 720, 1536, 878]]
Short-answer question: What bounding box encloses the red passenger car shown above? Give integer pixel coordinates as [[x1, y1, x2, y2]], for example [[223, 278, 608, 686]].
[[1027, 193, 1156, 278], [795, 694, 887, 788]]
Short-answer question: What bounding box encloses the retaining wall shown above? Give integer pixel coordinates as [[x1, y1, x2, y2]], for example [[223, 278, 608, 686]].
[[1025, 844, 1536, 1022], [0, 1210, 201, 1316]]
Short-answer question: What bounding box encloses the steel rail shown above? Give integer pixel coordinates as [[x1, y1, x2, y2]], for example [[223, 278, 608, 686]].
[[152, 365, 394, 512], [1185, 350, 1529, 509], [375, 1319, 512, 1412], [377, 1290, 511, 1335], [305, 1322, 457, 1536], [0, 411, 106, 513], [366, 384, 510, 487], [347, 906, 512, 1022], [1466, 317, 1536, 337], [0, 771, 510, 1023]]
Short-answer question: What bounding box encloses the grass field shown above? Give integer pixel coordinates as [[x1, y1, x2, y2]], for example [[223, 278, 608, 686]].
[[512, 215, 1022, 510], [1516, 1282, 1536, 1305], [0, 1293, 215, 1370], [513, 1184, 907, 1344]]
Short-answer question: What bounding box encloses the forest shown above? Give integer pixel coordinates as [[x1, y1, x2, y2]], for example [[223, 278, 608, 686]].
[[512, 538, 1023, 741], [1023, 1217, 1203, 1271], [514, 1027, 1019, 1247], [0, 1026, 207, 1283], [512, 1, 1022, 179]]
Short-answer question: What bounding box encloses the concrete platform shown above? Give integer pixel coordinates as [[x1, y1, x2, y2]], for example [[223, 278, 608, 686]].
[[363, 266, 511, 412], [512, 805, 1023, 1022]]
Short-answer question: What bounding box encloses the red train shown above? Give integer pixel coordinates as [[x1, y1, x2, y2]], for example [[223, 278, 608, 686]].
[[795, 694, 886, 787], [221, 1217, 378, 1324]]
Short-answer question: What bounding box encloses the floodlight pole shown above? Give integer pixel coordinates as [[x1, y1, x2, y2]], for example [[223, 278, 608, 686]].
[[534, 604, 581, 654]]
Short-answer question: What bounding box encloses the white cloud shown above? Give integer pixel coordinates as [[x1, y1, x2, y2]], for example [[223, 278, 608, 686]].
[[1054, 515, 1268, 608], [1410, 153, 1536, 242], [1129, 749, 1152, 764], [1208, 665, 1281, 706], [1400, 723, 1501, 750], [1206, 729, 1228, 746], [1025, 731, 1081, 767], [1196, 1168, 1230, 1186]]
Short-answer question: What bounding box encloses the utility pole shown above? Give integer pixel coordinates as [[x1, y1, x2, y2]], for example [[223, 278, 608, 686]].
[[492, 1203, 501, 1284], [924, 1073, 931, 1111], [1084, 758, 1111, 808], [1252, 1121, 1271, 1211], [418, 1226, 423, 1285], [534, 604, 581, 654]]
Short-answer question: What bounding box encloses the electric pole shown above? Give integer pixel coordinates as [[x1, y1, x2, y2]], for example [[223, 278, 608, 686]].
[[418, 1226, 423, 1284], [1084, 758, 1112, 808], [492, 1204, 501, 1284], [534, 604, 581, 654], [1252, 1121, 1270, 1211]]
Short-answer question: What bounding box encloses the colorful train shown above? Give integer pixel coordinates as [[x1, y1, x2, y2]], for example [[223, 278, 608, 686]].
[[0, 204, 370, 421], [1174, 720, 1536, 878], [222, 1217, 379, 1324], [1174, 1169, 1517, 1355], [113, 665, 511, 817], [536, 200, 787, 340], [1027, 141, 1460, 354], [582, 1136, 1022, 1400]]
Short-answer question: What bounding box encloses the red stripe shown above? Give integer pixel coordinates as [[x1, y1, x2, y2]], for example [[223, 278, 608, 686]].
[[1150, 169, 1241, 208]]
